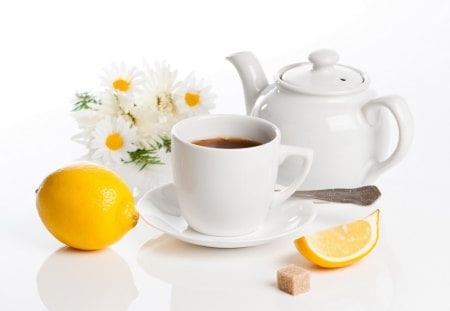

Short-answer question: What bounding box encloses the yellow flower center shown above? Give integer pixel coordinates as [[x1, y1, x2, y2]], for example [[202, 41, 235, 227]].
[[184, 92, 201, 107], [112, 79, 130, 92], [105, 133, 124, 151]]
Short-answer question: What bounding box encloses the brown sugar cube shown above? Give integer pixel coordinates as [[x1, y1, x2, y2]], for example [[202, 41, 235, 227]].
[[277, 264, 310, 295]]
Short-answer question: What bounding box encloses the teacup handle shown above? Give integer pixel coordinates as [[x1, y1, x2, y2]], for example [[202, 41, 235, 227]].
[[362, 96, 414, 182], [272, 145, 313, 207]]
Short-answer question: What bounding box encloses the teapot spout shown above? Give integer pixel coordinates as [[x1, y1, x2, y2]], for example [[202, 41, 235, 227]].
[[226, 52, 268, 115]]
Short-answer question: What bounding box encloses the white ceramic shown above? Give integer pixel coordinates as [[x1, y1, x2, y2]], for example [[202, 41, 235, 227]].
[[171, 114, 313, 237], [137, 183, 316, 248], [227, 49, 414, 189]]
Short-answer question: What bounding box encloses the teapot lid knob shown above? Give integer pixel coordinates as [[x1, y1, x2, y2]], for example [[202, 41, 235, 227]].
[[308, 49, 339, 71]]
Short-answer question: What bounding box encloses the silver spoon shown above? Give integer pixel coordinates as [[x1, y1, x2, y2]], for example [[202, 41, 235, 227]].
[[292, 185, 381, 206]]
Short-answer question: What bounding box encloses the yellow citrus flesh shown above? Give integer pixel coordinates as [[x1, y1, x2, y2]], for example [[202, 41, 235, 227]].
[[36, 163, 138, 250], [294, 210, 379, 268]]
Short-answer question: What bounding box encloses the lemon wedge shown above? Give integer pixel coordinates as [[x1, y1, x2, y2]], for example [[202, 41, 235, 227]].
[[294, 210, 380, 268]]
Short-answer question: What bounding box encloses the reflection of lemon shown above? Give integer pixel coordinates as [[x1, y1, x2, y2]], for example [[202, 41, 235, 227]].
[[37, 247, 138, 310], [36, 163, 138, 250], [295, 210, 379, 268]]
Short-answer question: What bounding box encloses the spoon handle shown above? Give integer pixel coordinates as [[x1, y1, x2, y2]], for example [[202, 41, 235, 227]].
[[293, 186, 381, 206]]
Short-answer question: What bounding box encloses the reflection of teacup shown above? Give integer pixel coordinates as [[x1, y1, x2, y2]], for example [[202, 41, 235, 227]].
[[37, 247, 138, 311], [138, 234, 401, 311], [138, 236, 280, 310], [172, 114, 313, 236]]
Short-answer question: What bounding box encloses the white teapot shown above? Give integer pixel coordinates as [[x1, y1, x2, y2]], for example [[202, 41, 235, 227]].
[[227, 49, 413, 189]]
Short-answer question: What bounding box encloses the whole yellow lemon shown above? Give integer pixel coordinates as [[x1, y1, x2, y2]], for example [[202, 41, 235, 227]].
[[36, 163, 138, 250]]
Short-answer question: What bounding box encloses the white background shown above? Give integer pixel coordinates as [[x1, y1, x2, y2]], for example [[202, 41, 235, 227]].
[[1, 0, 450, 310]]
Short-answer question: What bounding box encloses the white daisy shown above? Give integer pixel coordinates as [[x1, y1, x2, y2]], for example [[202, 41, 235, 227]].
[[90, 117, 138, 164], [132, 104, 161, 149], [95, 91, 138, 119], [71, 109, 104, 146], [176, 73, 215, 115], [101, 62, 144, 100], [94, 92, 120, 116], [143, 61, 181, 117]]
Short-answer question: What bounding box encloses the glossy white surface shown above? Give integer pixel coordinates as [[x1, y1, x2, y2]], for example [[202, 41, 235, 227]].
[[1, 0, 450, 310], [138, 183, 316, 248], [228, 49, 414, 189]]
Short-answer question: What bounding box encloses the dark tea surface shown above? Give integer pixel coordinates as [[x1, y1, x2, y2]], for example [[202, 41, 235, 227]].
[[192, 137, 262, 149]]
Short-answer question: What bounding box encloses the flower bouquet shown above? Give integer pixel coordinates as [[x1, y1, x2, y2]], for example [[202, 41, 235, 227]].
[[71, 61, 215, 194]]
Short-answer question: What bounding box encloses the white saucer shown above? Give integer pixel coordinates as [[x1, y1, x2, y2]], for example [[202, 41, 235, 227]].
[[137, 183, 316, 248]]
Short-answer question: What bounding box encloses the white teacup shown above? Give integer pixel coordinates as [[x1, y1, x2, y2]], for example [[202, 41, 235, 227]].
[[171, 114, 313, 237]]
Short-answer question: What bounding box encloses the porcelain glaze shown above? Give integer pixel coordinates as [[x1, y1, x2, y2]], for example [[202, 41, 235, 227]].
[[137, 183, 317, 248], [227, 49, 414, 189], [171, 115, 313, 236]]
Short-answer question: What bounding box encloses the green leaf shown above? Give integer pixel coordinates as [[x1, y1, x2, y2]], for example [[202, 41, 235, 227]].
[[124, 136, 172, 170], [160, 135, 171, 152], [72, 92, 101, 111], [150, 135, 171, 153], [125, 149, 163, 170]]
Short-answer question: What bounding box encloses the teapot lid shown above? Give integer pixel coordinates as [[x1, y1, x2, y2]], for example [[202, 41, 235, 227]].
[[278, 49, 369, 95]]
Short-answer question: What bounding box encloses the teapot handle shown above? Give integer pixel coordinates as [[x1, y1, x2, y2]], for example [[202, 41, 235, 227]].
[[362, 96, 414, 182]]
